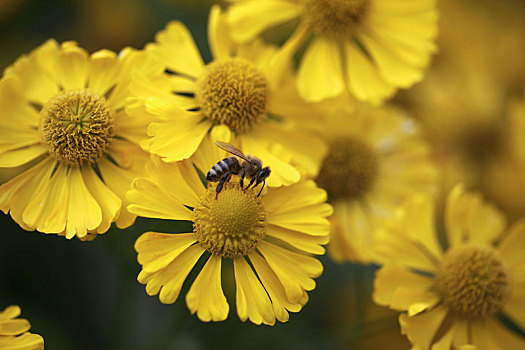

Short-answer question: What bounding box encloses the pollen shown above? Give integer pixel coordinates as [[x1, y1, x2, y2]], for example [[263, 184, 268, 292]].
[[436, 245, 510, 320], [316, 137, 379, 200], [195, 58, 268, 133], [193, 181, 267, 258], [304, 0, 370, 38], [39, 89, 114, 165]]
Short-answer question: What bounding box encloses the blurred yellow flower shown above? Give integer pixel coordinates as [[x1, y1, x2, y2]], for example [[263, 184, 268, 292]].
[[374, 185, 525, 349], [0, 40, 154, 239], [316, 105, 437, 263], [0, 305, 44, 350], [129, 5, 326, 187], [226, 0, 438, 104], [128, 131, 332, 325]]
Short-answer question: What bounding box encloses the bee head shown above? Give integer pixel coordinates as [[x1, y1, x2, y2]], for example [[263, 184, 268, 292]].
[[257, 167, 271, 181]]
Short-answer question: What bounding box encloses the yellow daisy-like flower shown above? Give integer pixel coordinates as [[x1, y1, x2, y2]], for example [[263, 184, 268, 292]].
[[130, 5, 327, 187], [0, 305, 44, 350], [316, 104, 437, 263], [373, 185, 525, 349], [0, 40, 154, 239], [226, 0, 438, 104], [128, 131, 332, 325]]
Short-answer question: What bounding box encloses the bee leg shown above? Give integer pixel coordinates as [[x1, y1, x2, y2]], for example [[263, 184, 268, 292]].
[[257, 180, 266, 197], [240, 168, 246, 190], [246, 176, 256, 190], [216, 172, 232, 199]]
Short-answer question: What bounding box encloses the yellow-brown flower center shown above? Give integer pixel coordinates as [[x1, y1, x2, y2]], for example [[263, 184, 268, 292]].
[[316, 137, 379, 200], [436, 245, 509, 320], [39, 89, 114, 165], [192, 182, 267, 258], [195, 58, 268, 133], [304, 0, 370, 38]]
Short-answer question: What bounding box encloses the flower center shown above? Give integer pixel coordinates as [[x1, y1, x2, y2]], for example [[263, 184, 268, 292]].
[[193, 181, 267, 258], [195, 58, 268, 133], [436, 245, 509, 320], [304, 0, 370, 38], [316, 137, 379, 200], [39, 89, 114, 165]]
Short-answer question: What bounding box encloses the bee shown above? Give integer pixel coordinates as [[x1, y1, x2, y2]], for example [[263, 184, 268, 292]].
[[206, 141, 271, 198]]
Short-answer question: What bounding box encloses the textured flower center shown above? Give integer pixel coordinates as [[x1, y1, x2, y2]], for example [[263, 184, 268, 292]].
[[193, 182, 267, 258], [304, 0, 370, 38], [436, 245, 509, 320], [195, 58, 268, 133], [316, 137, 379, 199], [39, 89, 114, 165]]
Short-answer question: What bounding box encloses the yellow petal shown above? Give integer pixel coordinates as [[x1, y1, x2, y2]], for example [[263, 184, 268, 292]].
[[0, 144, 47, 167], [81, 166, 122, 234], [191, 125, 232, 177], [263, 181, 332, 236], [127, 178, 193, 221], [98, 159, 138, 229], [445, 185, 506, 247], [0, 305, 22, 319], [249, 252, 302, 323], [0, 319, 30, 335], [234, 257, 276, 325], [65, 167, 102, 238], [497, 219, 525, 269], [88, 49, 120, 96], [257, 241, 322, 304], [359, 32, 423, 87], [139, 244, 204, 303], [186, 255, 229, 322], [373, 265, 436, 313], [471, 318, 525, 350], [297, 38, 345, 102], [0, 75, 40, 127], [399, 305, 448, 350], [0, 158, 55, 231], [145, 118, 211, 163], [268, 224, 328, 255], [241, 134, 300, 187], [143, 157, 204, 208], [148, 21, 204, 78], [135, 232, 197, 273], [0, 332, 44, 349], [58, 41, 90, 90], [208, 5, 232, 61], [23, 164, 70, 234], [344, 40, 395, 105], [226, 0, 302, 43]]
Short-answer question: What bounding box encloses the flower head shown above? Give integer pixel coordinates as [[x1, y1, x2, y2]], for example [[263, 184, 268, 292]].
[[128, 131, 332, 325], [373, 185, 525, 349], [129, 5, 327, 187], [0, 40, 154, 239], [0, 305, 44, 349], [315, 105, 437, 263], [226, 0, 438, 104]]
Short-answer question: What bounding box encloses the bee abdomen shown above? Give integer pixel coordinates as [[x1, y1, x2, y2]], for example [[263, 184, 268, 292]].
[[206, 157, 240, 181]]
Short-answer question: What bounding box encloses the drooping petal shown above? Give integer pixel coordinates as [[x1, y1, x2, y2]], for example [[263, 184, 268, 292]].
[[257, 241, 322, 304], [135, 232, 197, 273], [497, 219, 525, 269], [138, 243, 205, 304], [398, 305, 448, 350], [234, 257, 276, 325], [208, 5, 232, 61], [471, 318, 525, 350], [0, 144, 47, 167], [267, 224, 328, 255], [186, 255, 229, 322], [297, 38, 345, 102]]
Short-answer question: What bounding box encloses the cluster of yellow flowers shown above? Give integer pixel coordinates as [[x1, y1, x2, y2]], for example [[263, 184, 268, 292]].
[[0, 0, 524, 349]]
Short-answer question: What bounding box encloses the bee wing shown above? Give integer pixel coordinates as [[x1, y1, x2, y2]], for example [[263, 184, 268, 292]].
[[214, 141, 253, 163]]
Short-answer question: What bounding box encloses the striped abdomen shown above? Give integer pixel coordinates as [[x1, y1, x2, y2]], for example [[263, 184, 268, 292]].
[[206, 157, 241, 182]]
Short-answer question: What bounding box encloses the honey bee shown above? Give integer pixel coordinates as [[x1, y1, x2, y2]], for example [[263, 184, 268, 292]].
[[206, 141, 271, 198]]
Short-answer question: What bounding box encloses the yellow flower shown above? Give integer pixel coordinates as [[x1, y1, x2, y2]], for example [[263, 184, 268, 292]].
[[373, 185, 525, 349], [129, 5, 327, 187], [0, 305, 44, 350], [316, 104, 437, 263], [226, 0, 438, 104], [128, 131, 332, 325], [0, 40, 154, 239]]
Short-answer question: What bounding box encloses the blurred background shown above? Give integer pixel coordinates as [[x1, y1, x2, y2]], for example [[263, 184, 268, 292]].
[[0, 0, 524, 349]]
